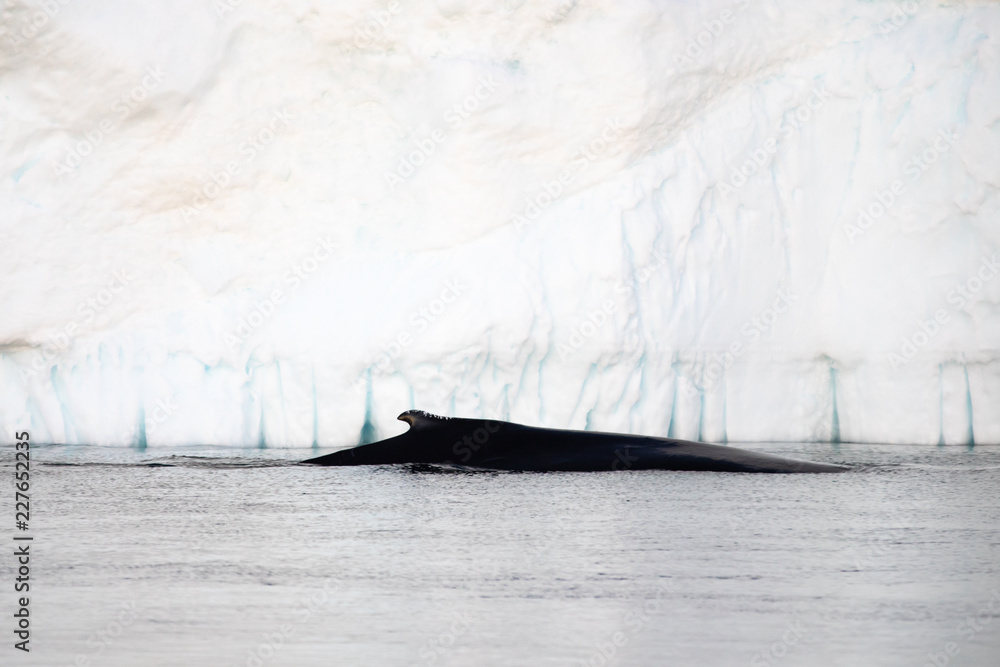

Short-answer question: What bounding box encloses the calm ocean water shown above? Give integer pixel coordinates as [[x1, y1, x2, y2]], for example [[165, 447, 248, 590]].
[[2, 442, 998, 666]]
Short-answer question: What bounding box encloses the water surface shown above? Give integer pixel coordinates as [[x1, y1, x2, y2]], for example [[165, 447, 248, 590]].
[[3, 443, 998, 666]]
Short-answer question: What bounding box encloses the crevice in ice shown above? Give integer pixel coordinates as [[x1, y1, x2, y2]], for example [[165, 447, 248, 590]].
[[572, 363, 597, 429], [963, 364, 975, 449], [667, 357, 678, 439], [135, 400, 147, 452], [625, 353, 646, 433], [473, 350, 492, 417], [829, 363, 841, 444], [537, 350, 552, 425], [697, 387, 705, 443], [937, 364, 945, 447], [257, 402, 266, 450], [359, 370, 379, 445]]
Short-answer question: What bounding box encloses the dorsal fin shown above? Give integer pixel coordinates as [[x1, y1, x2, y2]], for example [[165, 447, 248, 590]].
[[397, 410, 451, 430]]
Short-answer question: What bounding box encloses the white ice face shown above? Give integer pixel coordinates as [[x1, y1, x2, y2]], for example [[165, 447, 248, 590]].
[[1, 0, 998, 446]]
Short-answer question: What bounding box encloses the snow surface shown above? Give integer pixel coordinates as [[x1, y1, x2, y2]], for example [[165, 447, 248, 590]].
[[1, 0, 998, 447]]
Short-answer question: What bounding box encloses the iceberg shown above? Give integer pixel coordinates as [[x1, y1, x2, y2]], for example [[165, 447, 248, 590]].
[[1, 0, 998, 446]]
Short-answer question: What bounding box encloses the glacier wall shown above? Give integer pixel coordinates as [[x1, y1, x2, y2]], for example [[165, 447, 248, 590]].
[[1, 0, 999, 447]]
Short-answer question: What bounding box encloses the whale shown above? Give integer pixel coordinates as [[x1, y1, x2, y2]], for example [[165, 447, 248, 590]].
[[301, 410, 849, 473]]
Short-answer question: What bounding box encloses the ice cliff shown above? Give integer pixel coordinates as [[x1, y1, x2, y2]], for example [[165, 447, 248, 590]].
[[1, 0, 998, 446]]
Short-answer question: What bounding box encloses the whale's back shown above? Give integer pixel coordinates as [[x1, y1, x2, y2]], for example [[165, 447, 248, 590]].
[[302, 411, 849, 473]]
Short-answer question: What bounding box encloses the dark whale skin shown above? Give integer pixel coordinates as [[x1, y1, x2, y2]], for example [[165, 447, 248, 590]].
[[302, 410, 849, 473]]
